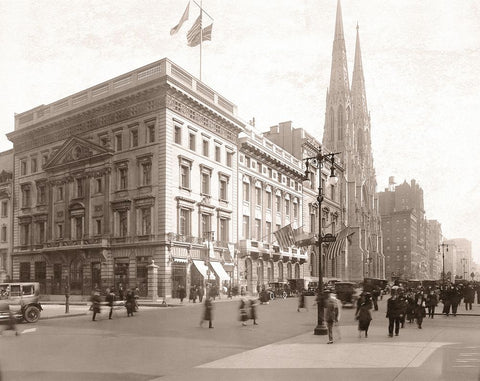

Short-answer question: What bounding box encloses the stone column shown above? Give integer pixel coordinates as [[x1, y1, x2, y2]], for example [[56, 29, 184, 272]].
[[147, 260, 159, 301]]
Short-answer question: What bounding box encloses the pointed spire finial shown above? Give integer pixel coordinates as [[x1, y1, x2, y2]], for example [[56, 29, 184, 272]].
[[357, 22, 359, 31]]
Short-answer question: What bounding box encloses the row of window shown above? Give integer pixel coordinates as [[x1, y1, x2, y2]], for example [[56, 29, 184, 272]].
[[19, 207, 152, 246], [242, 182, 299, 217], [174, 124, 234, 167], [178, 208, 229, 243]]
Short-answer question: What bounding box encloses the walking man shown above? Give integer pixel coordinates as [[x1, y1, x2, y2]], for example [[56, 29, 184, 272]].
[[324, 291, 339, 344], [200, 296, 214, 328], [106, 288, 116, 320], [386, 288, 402, 337]]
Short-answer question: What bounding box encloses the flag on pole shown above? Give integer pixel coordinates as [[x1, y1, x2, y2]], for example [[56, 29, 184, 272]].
[[273, 224, 295, 251], [325, 227, 351, 260], [170, 2, 190, 35], [187, 16, 213, 47], [292, 226, 315, 247]]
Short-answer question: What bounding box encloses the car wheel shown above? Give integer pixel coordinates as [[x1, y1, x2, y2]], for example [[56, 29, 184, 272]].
[[24, 305, 40, 323]]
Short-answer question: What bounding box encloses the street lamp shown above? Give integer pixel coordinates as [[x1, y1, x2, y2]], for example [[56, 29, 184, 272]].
[[302, 146, 339, 336], [438, 243, 449, 285]]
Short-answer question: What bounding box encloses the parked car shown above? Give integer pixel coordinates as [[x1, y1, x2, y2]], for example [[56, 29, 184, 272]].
[[0, 282, 43, 323], [268, 282, 289, 299]]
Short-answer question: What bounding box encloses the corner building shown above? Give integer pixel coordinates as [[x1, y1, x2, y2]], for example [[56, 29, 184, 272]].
[[7, 59, 243, 298]]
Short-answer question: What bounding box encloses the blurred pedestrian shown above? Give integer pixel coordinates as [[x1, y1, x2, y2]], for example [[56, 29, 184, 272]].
[[200, 297, 214, 328], [371, 287, 380, 311], [118, 283, 125, 301], [178, 285, 186, 303], [125, 289, 135, 317], [324, 291, 339, 344], [297, 290, 307, 312], [356, 293, 372, 338], [426, 289, 438, 318], [0, 300, 18, 336], [106, 288, 116, 320], [239, 297, 249, 326], [249, 297, 258, 325], [414, 298, 426, 329], [90, 290, 101, 321], [464, 284, 475, 311]]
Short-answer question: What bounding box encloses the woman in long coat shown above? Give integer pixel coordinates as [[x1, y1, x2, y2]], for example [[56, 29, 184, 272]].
[[200, 297, 213, 328], [356, 294, 373, 338], [239, 297, 249, 326]]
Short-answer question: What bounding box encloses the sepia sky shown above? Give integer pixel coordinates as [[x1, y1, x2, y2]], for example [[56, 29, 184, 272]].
[[1, 0, 479, 262]]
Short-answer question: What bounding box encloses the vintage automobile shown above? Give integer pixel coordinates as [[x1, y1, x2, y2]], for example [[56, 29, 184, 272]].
[[267, 282, 290, 299], [0, 282, 43, 323], [334, 281, 360, 308]]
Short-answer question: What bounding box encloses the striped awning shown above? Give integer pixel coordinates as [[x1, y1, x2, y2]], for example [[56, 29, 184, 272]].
[[210, 261, 230, 282]]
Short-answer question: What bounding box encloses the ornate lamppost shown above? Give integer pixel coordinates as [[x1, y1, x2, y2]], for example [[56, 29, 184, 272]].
[[302, 146, 339, 335]]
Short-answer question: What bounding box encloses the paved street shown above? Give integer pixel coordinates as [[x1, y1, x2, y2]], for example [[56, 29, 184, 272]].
[[1, 297, 480, 380]]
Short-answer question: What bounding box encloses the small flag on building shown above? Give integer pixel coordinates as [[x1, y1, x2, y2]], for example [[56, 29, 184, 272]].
[[273, 224, 296, 251], [187, 16, 213, 47], [325, 227, 352, 260], [170, 2, 190, 35]]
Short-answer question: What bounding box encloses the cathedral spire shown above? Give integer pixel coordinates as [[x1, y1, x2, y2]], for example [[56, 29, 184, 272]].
[[328, 0, 350, 97], [351, 23, 368, 119]]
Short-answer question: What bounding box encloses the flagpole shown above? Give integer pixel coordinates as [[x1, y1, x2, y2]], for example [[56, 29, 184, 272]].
[[199, 0, 203, 80]]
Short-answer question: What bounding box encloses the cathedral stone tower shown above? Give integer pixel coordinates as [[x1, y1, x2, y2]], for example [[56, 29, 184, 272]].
[[323, 0, 384, 281]]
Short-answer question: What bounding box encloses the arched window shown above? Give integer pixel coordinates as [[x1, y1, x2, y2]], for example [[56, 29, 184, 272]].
[[294, 263, 300, 279], [287, 262, 292, 279], [310, 252, 318, 277], [278, 261, 284, 281]]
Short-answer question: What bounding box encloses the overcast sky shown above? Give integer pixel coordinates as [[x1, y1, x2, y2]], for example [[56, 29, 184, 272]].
[[1, 0, 479, 262]]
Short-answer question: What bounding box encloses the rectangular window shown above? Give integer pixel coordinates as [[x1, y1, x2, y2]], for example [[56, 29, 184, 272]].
[[189, 133, 196, 151], [255, 218, 261, 240], [1, 201, 7, 217], [179, 208, 191, 236], [267, 192, 272, 209], [202, 140, 209, 157], [42, 154, 49, 169], [119, 211, 128, 237], [57, 224, 64, 239], [119, 167, 128, 190], [180, 164, 190, 189], [141, 208, 151, 235], [75, 217, 83, 239], [266, 222, 272, 243], [37, 222, 45, 244], [256, 187, 262, 206], [130, 128, 138, 148], [293, 202, 298, 219], [31, 158, 37, 173], [219, 218, 228, 242], [226, 152, 233, 167], [95, 178, 103, 194], [215, 146, 221, 162], [243, 182, 250, 202], [242, 216, 250, 239], [115, 133, 123, 151], [201, 173, 210, 195], [22, 186, 31, 208], [20, 160, 27, 176], [147, 123, 155, 143], [285, 199, 290, 215], [174, 126, 182, 144], [37, 184, 46, 205], [200, 214, 211, 239], [276, 195, 281, 213], [219, 179, 228, 200], [19, 262, 30, 282], [1, 226, 6, 242], [141, 162, 152, 186], [20, 224, 30, 245], [96, 219, 102, 235], [57, 186, 64, 201]]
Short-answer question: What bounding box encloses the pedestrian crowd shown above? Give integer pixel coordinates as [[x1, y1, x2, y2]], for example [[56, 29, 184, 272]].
[[89, 283, 139, 321]]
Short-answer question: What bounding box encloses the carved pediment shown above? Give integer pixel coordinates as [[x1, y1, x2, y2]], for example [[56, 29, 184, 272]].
[[43, 136, 113, 172]]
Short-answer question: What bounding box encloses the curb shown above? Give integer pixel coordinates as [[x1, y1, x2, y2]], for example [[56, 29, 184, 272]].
[[40, 312, 88, 320]]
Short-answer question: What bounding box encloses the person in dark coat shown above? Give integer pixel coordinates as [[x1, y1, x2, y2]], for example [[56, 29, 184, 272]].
[[414, 297, 427, 329], [356, 293, 373, 338], [371, 287, 380, 311], [464, 284, 475, 311], [324, 291, 339, 344], [106, 288, 116, 320], [297, 290, 307, 312], [0, 299, 18, 335], [118, 284, 125, 301], [239, 297, 249, 326], [198, 285, 204, 303], [90, 290, 101, 321], [426, 289, 438, 318], [125, 289, 135, 317], [249, 298, 258, 325], [178, 285, 186, 303], [451, 286, 462, 316], [200, 297, 213, 328], [386, 289, 402, 337]]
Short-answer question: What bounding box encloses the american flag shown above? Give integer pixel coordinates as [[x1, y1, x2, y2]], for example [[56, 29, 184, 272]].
[[274, 224, 296, 250], [325, 227, 351, 260], [187, 18, 213, 47], [170, 2, 190, 35]]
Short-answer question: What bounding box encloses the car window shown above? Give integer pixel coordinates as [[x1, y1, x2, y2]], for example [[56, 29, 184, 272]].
[[10, 285, 21, 297], [22, 285, 34, 295]]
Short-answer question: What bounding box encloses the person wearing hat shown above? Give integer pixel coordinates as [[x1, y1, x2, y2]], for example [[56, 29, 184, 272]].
[[386, 288, 402, 337], [324, 290, 339, 344]]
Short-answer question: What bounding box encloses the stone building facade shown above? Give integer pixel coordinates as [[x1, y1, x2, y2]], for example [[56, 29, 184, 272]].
[[7, 58, 242, 298], [0, 149, 13, 282]]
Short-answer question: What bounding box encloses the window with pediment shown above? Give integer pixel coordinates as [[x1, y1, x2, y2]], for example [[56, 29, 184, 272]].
[[21, 184, 31, 208]]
